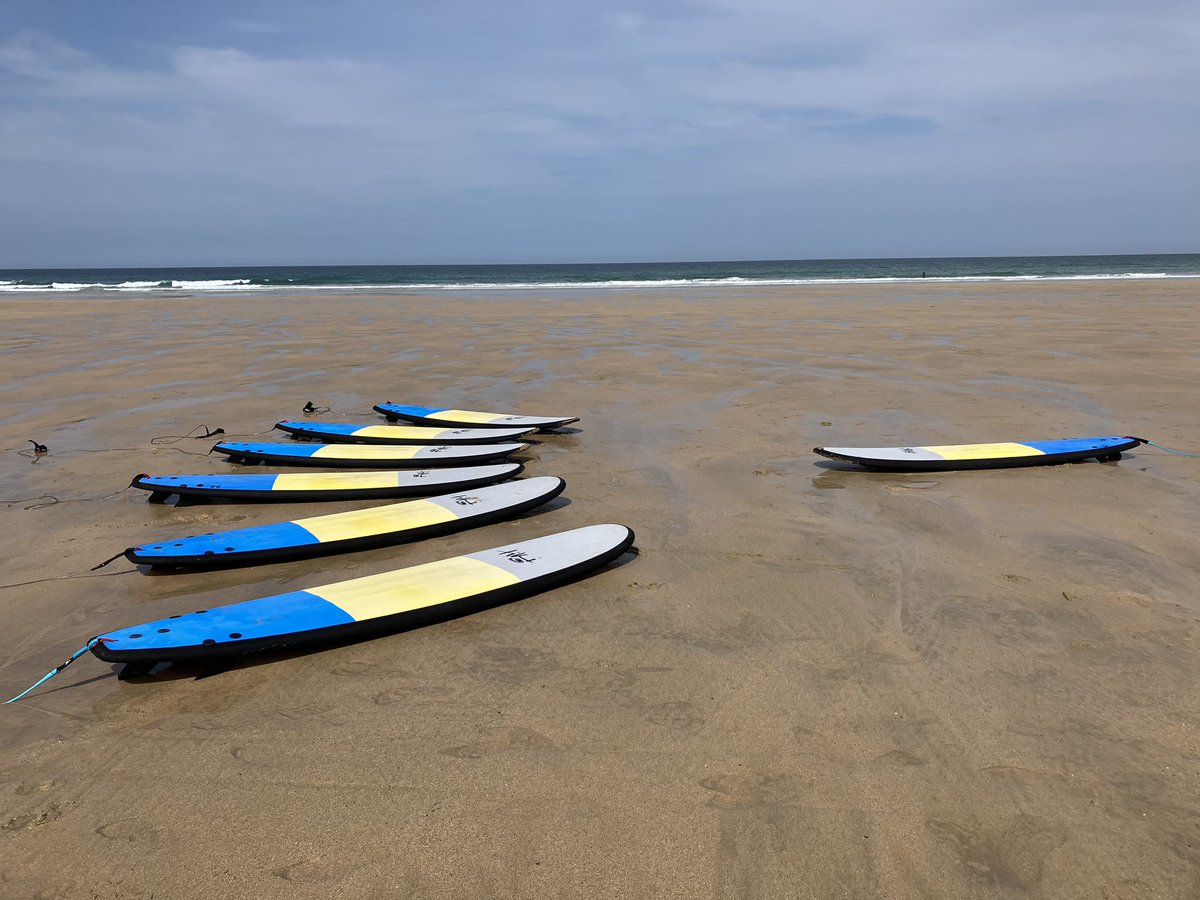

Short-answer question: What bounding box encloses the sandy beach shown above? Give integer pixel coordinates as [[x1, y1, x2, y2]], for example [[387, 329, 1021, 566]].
[[2, 279, 1198, 897]]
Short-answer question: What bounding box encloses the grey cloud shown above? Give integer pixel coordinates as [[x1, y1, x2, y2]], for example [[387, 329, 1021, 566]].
[[1, 1, 1198, 265]]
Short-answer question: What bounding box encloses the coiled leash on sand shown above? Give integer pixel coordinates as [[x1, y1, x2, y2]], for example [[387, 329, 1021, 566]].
[[1, 485, 133, 510], [303, 400, 331, 415], [12, 426, 224, 465], [16, 440, 49, 460]]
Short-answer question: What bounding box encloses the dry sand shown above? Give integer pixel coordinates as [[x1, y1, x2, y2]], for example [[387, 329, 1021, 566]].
[[1, 280, 1198, 898]]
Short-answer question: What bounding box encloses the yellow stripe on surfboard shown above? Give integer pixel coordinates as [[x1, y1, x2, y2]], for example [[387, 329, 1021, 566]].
[[272, 472, 410, 491], [923, 442, 1045, 461], [350, 426, 455, 440], [310, 444, 424, 460], [296, 499, 457, 543], [428, 409, 506, 424], [313, 557, 520, 621]]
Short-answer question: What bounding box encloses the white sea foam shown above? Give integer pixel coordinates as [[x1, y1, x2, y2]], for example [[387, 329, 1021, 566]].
[[376, 272, 1189, 290], [0, 278, 253, 292], [0, 272, 1193, 293], [169, 279, 251, 289]]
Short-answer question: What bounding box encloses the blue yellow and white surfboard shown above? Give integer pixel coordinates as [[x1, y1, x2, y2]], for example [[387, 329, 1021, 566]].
[[125, 477, 566, 568], [131, 462, 524, 502], [274, 420, 536, 445], [92, 523, 635, 664], [212, 440, 527, 468], [374, 402, 578, 430], [814, 436, 1141, 471]]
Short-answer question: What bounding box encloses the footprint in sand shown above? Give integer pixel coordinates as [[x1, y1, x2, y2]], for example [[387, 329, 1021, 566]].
[[272, 859, 342, 883], [14, 780, 61, 795], [440, 726, 557, 759], [1116, 591, 1158, 607], [926, 815, 1066, 889], [373, 684, 452, 706], [95, 817, 159, 844], [3, 800, 77, 831]]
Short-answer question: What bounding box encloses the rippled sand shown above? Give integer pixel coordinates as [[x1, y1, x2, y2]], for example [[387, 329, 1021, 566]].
[[2, 280, 1199, 897]]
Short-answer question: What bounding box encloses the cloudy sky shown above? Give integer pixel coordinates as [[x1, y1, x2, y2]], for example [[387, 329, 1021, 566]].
[[2, 0, 1198, 267]]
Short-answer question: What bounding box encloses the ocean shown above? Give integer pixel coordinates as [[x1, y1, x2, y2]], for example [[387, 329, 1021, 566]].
[[2, 254, 1198, 294]]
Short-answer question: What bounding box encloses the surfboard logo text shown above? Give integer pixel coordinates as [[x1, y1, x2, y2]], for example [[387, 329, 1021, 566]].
[[499, 549, 538, 564]]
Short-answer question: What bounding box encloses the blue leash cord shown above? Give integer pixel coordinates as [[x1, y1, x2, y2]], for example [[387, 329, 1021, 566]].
[[5, 637, 105, 704], [1127, 437, 1200, 458]]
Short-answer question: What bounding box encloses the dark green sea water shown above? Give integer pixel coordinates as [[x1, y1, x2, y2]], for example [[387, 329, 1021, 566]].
[[2, 254, 1198, 293]]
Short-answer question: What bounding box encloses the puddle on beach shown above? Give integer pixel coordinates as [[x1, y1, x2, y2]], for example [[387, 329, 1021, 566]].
[[811, 471, 941, 492], [883, 480, 940, 492], [810, 472, 849, 490]]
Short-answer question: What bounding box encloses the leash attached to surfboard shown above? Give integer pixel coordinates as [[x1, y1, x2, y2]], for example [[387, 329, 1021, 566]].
[[1124, 436, 1200, 458], [4, 637, 112, 704], [5, 524, 634, 703]]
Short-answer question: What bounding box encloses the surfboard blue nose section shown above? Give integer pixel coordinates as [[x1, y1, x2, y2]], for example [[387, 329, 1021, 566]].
[[135, 473, 282, 491], [1020, 436, 1131, 454], [130, 522, 320, 563], [101, 591, 355, 651], [377, 404, 446, 419], [277, 421, 363, 437]]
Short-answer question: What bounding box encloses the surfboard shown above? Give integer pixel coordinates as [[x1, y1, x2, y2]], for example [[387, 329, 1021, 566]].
[[131, 463, 524, 502], [125, 477, 566, 568], [90, 523, 635, 664], [374, 402, 579, 430], [212, 440, 527, 468], [274, 420, 536, 445], [814, 436, 1141, 471]]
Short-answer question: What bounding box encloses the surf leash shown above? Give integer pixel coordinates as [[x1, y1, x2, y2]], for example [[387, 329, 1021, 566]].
[[0, 566, 136, 590], [91, 551, 130, 571], [0, 495, 60, 509], [4, 637, 111, 704], [2, 485, 132, 510], [151, 425, 225, 444], [303, 401, 331, 415], [1125, 436, 1200, 458], [16, 440, 49, 460]]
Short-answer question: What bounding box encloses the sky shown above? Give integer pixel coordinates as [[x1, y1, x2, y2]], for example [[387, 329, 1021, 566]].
[[2, 0, 1198, 267]]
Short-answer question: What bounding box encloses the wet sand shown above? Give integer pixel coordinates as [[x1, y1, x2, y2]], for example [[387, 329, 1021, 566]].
[[2, 280, 1199, 898]]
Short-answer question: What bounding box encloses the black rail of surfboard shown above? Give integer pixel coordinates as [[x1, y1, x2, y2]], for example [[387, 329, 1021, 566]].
[[125, 478, 566, 569], [92, 525, 635, 665], [373, 404, 579, 430], [129, 464, 524, 503], [212, 444, 526, 468], [273, 422, 536, 444], [813, 438, 1141, 471]]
